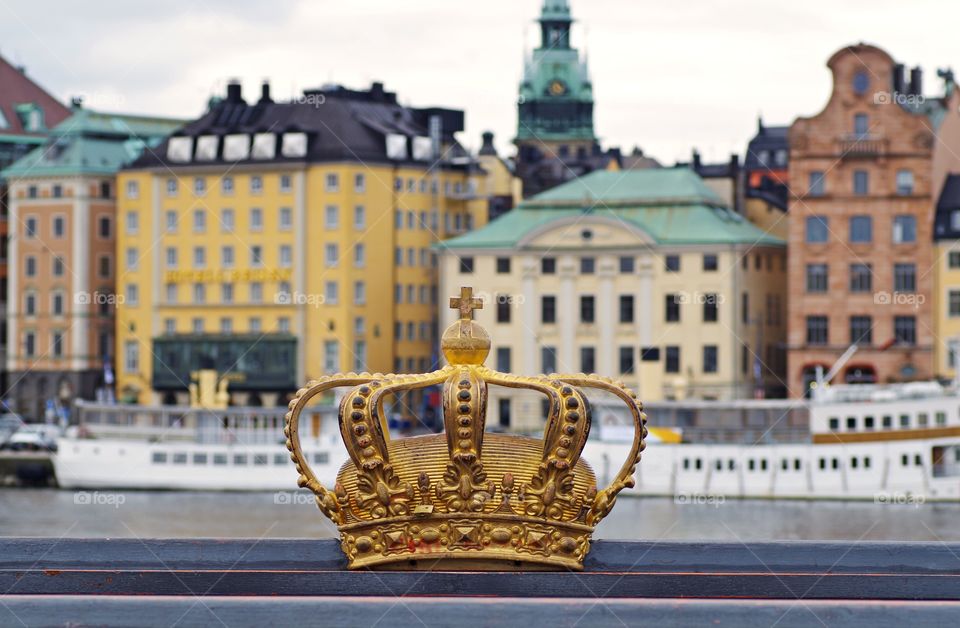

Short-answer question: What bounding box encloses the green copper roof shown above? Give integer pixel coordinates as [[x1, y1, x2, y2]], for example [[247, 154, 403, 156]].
[[441, 169, 784, 248], [541, 0, 572, 21], [1, 108, 183, 178]]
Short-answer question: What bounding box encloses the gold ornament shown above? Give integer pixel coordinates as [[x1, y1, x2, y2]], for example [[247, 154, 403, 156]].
[[285, 287, 646, 570]]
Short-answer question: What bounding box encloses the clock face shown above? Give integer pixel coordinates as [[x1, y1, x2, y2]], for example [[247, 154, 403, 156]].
[[548, 80, 567, 96]]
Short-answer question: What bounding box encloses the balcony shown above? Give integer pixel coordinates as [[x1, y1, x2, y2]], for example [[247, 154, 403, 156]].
[[837, 134, 888, 158]]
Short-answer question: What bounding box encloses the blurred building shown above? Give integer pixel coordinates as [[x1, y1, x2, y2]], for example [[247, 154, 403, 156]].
[[2, 106, 182, 419], [115, 80, 510, 406], [742, 120, 789, 240], [933, 174, 960, 379], [514, 0, 620, 198], [438, 168, 787, 428], [787, 43, 960, 397], [0, 55, 72, 406]]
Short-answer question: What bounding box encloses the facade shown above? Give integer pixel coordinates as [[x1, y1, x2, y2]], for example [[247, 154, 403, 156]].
[[115, 81, 511, 407], [0, 55, 72, 403], [514, 0, 619, 198], [933, 174, 960, 379], [743, 119, 789, 240], [438, 169, 787, 430], [2, 107, 182, 419], [787, 44, 960, 397]]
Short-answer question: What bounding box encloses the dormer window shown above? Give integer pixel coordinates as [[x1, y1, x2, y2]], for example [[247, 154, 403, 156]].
[[15, 104, 44, 132]]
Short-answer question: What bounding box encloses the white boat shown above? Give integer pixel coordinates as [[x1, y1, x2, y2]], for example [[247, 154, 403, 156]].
[[55, 381, 960, 501]]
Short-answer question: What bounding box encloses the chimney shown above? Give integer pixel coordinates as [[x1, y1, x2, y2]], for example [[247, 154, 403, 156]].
[[692, 149, 701, 169], [226, 79, 243, 103], [893, 63, 905, 95], [259, 80, 272, 104], [910, 67, 923, 96], [370, 81, 385, 101], [479, 131, 497, 156]]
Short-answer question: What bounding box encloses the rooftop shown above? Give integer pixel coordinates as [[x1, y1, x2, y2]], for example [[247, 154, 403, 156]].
[[0, 54, 71, 139]]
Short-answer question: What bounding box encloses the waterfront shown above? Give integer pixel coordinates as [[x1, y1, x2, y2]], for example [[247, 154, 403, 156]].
[[2, 489, 959, 542]]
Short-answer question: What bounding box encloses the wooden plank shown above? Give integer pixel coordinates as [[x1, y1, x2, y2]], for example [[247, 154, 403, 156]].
[[2, 595, 959, 628]]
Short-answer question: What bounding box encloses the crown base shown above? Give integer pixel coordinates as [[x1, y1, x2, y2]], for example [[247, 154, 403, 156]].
[[340, 513, 593, 571]]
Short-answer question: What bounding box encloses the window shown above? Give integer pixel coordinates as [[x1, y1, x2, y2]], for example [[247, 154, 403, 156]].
[[849, 263, 872, 292], [324, 243, 338, 267], [193, 246, 206, 269], [541, 346, 557, 374], [221, 208, 235, 232], [951, 251, 960, 269], [325, 173, 339, 192], [541, 296, 556, 324], [496, 257, 511, 274], [126, 211, 139, 235], [703, 296, 718, 322], [325, 205, 339, 229], [126, 247, 138, 271], [324, 281, 338, 304], [354, 206, 365, 229], [24, 293, 36, 317], [580, 296, 595, 323], [580, 257, 595, 274], [100, 182, 111, 199], [853, 170, 869, 195], [279, 245, 292, 268], [496, 296, 511, 323], [166, 179, 177, 196], [250, 207, 263, 231], [896, 170, 914, 195], [807, 315, 828, 345], [165, 210, 178, 233], [164, 283, 177, 304], [850, 216, 872, 243], [703, 346, 718, 373], [541, 257, 556, 274], [279, 207, 292, 230], [619, 256, 635, 273], [619, 347, 635, 374], [950, 290, 960, 317], [221, 176, 234, 194], [98, 216, 112, 238], [807, 264, 828, 293], [99, 255, 111, 278], [808, 171, 825, 196], [323, 340, 339, 373], [221, 283, 234, 304], [459, 257, 474, 273], [665, 255, 680, 272], [665, 295, 680, 322], [51, 292, 64, 316], [250, 175, 263, 194], [193, 177, 206, 196], [894, 316, 916, 345], [193, 209, 206, 233], [52, 257, 64, 276], [193, 283, 206, 304], [619, 295, 634, 323], [893, 215, 916, 243], [665, 346, 680, 373], [221, 246, 234, 268], [354, 243, 365, 267], [279, 174, 292, 193], [806, 216, 828, 243], [703, 254, 718, 271], [124, 340, 139, 373], [894, 263, 916, 292], [24, 216, 37, 238], [580, 347, 596, 373], [853, 71, 870, 94], [25, 256, 36, 277], [492, 347, 511, 373], [850, 316, 873, 345], [354, 173, 365, 192]]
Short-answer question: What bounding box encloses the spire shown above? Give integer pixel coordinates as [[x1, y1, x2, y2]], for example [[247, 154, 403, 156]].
[[540, 0, 572, 22], [538, 0, 573, 49]]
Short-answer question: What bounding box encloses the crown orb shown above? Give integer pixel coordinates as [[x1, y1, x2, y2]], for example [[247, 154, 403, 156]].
[[441, 320, 491, 365]]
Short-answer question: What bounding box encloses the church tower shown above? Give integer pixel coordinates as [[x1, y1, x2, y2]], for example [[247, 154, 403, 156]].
[[515, 0, 607, 197]]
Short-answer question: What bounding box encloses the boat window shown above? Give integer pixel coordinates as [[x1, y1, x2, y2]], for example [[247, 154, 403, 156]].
[[956, 449, 960, 463], [254, 454, 268, 466], [213, 454, 227, 465], [760, 459, 768, 471], [173, 453, 187, 465], [936, 412, 946, 426], [695, 458, 702, 470], [831, 458, 839, 470], [918, 413, 929, 427], [748, 459, 755, 471], [864, 457, 871, 469], [914, 454, 922, 466], [274, 453, 287, 465], [818, 458, 826, 470], [192, 453, 208, 465], [864, 416, 875, 430], [900, 414, 910, 428], [152, 452, 167, 464], [851, 457, 858, 469], [728, 459, 735, 471], [901, 454, 909, 466], [882, 415, 892, 428], [794, 459, 801, 470], [846, 417, 856, 430], [828, 418, 839, 430], [234, 454, 248, 465], [715, 460, 722, 471], [780, 459, 788, 471], [314, 452, 329, 465]]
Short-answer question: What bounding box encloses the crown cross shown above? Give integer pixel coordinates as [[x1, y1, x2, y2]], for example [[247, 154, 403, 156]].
[[450, 286, 483, 321]]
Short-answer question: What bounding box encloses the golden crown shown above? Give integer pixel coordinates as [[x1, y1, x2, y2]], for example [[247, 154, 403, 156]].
[[284, 287, 646, 570]]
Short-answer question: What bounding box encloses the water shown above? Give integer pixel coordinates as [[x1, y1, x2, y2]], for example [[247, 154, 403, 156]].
[[2, 488, 959, 542]]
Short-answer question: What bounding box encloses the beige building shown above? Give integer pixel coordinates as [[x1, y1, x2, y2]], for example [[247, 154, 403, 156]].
[[438, 169, 787, 430]]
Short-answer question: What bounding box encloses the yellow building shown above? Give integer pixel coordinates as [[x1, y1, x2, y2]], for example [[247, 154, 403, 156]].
[[116, 81, 516, 406], [438, 169, 787, 430], [934, 174, 960, 379]]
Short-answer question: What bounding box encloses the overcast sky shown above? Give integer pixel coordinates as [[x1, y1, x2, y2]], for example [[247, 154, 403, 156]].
[[3, 0, 959, 164]]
